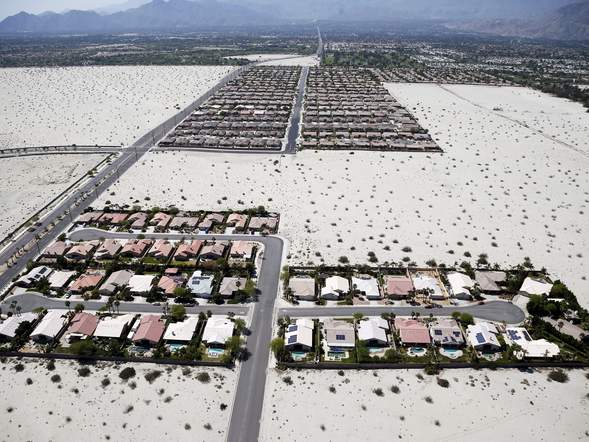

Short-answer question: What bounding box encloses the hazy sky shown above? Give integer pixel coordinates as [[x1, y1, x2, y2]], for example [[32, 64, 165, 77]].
[[0, 0, 117, 19]]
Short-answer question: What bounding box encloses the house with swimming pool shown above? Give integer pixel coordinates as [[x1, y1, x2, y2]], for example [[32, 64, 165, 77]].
[[357, 317, 389, 347], [284, 318, 314, 354], [393, 317, 431, 347], [429, 318, 464, 347], [322, 319, 355, 360]]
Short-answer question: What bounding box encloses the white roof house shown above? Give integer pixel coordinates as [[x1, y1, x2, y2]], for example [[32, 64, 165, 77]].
[[447, 272, 475, 300], [94, 314, 135, 339], [128, 274, 155, 294], [352, 276, 381, 299], [321, 275, 350, 299], [412, 273, 445, 299], [357, 317, 389, 345], [48, 270, 76, 290], [187, 270, 215, 298], [16, 266, 53, 287], [163, 316, 199, 342], [285, 318, 314, 350], [519, 277, 553, 296], [504, 327, 560, 358], [466, 322, 501, 351], [201, 315, 235, 346], [30, 310, 69, 342], [0, 312, 38, 339]]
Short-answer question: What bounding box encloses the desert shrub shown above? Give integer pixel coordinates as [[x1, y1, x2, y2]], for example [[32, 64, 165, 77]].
[[119, 367, 136, 380], [14, 363, 24, 372], [204, 423, 212, 430], [390, 385, 400, 394], [373, 388, 384, 397], [145, 370, 162, 384], [196, 372, 210, 383], [220, 403, 227, 410], [101, 378, 111, 387], [337, 370, 345, 376], [184, 423, 191, 430], [77, 367, 91, 377], [329, 385, 336, 393], [548, 370, 569, 383], [26, 378, 33, 385], [424, 396, 433, 403], [46, 360, 56, 371], [424, 363, 440, 376], [51, 374, 61, 383], [282, 376, 293, 385], [437, 378, 450, 388]]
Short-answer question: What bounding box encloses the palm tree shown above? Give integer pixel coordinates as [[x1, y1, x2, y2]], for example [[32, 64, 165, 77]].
[[15, 305, 22, 316], [114, 300, 120, 314], [65, 300, 71, 311], [233, 318, 247, 335]]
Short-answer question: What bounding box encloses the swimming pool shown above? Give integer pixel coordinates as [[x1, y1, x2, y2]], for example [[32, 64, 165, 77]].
[[440, 347, 463, 359], [207, 348, 225, 358], [168, 343, 185, 352], [409, 347, 427, 356], [291, 351, 308, 361], [368, 347, 383, 354]]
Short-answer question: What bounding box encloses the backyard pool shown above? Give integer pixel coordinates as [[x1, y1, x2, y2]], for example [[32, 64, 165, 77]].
[[408, 347, 427, 356], [291, 351, 308, 361], [207, 348, 225, 358], [168, 343, 186, 352], [440, 347, 463, 359]]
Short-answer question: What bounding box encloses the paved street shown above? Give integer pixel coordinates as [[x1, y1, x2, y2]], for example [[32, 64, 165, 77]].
[[285, 66, 309, 154], [279, 301, 525, 324], [1, 292, 249, 316]]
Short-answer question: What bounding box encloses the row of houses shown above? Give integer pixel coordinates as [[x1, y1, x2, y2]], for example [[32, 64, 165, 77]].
[[287, 269, 555, 302], [299, 67, 441, 152], [17, 263, 251, 299], [159, 67, 300, 150], [0, 311, 237, 354], [76, 210, 279, 234], [282, 316, 560, 361], [372, 67, 509, 85], [36, 238, 256, 265]]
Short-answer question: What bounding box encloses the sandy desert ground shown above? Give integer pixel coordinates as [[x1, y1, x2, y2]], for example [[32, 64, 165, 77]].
[[1, 357, 236, 442], [0, 66, 234, 149], [225, 53, 319, 66], [0, 154, 107, 241], [95, 84, 589, 306], [258, 55, 320, 66], [259, 367, 589, 441]]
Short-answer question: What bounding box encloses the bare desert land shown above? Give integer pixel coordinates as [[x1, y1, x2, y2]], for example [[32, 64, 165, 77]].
[[0, 154, 107, 240], [259, 367, 589, 441], [96, 84, 589, 306], [1, 357, 236, 441], [0, 66, 234, 148]]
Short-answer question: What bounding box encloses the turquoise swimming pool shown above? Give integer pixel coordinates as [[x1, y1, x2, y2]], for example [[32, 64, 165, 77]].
[[168, 343, 185, 352], [208, 348, 225, 357]]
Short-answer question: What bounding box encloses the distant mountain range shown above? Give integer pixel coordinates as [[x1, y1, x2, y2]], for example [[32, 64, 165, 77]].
[[0, 0, 586, 41], [453, 1, 589, 41], [0, 0, 271, 33]]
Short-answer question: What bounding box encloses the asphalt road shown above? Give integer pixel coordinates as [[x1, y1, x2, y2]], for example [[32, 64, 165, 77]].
[[278, 301, 526, 324], [1, 292, 249, 317], [67, 228, 284, 442], [285, 66, 309, 154], [0, 146, 150, 293]]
